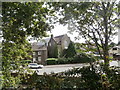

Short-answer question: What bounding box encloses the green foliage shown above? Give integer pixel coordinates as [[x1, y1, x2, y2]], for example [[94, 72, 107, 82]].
[[53, 2, 119, 66], [2, 2, 51, 39], [80, 67, 102, 89], [57, 58, 73, 64], [46, 58, 58, 65], [21, 72, 63, 89], [46, 58, 58, 61], [2, 41, 32, 87], [110, 42, 117, 47], [75, 43, 98, 55], [73, 53, 96, 63], [2, 2, 53, 88], [19, 64, 120, 89], [47, 53, 95, 65], [58, 53, 95, 64], [62, 41, 76, 58]]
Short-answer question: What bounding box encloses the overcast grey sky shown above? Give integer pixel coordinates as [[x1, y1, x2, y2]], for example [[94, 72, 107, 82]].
[[47, 23, 118, 44]]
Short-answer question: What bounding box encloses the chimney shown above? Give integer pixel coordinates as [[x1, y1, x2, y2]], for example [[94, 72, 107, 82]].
[[51, 34, 53, 39]]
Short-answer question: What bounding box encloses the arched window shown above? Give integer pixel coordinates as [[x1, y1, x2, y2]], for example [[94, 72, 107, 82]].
[[49, 43, 51, 46], [64, 40, 68, 49]]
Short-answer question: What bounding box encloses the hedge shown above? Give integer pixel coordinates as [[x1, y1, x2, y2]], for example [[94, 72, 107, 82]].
[[46, 58, 58, 65], [20, 64, 120, 90], [46, 53, 95, 65]]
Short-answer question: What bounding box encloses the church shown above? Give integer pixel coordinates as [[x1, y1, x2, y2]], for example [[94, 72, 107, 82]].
[[31, 34, 71, 65]]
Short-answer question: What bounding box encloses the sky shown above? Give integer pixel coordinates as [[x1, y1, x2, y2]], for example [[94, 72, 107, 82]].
[[47, 23, 118, 44], [47, 24, 85, 43]]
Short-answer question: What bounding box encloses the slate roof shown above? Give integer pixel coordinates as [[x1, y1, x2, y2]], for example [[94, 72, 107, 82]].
[[32, 43, 47, 51], [32, 34, 66, 47], [54, 35, 64, 39], [32, 34, 66, 46]]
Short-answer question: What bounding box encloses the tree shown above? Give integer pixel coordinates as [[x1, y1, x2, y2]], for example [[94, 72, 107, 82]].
[[52, 2, 119, 66], [75, 42, 98, 55], [63, 41, 76, 58], [2, 2, 53, 88]]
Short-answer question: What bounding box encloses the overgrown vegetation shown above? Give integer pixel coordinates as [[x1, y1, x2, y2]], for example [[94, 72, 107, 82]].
[[62, 41, 76, 58], [46, 58, 58, 65], [47, 53, 95, 65], [51, 2, 120, 66], [1, 2, 120, 89], [16, 63, 120, 89], [2, 2, 53, 87]]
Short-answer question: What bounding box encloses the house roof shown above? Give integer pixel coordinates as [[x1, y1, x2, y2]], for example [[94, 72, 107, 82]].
[[32, 34, 67, 47], [54, 34, 66, 45], [32, 44, 47, 51], [37, 38, 50, 46]]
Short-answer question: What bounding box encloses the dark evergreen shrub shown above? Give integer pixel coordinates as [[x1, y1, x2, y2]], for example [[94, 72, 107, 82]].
[[20, 64, 120, 90], [73, 53, 95, 63], [62, 41, 76, 58]]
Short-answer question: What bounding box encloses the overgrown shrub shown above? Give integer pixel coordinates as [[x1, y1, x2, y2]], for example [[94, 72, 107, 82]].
[[57, 58, 73, 64], [47, 53, 95, 65], [57, 53, 95, 64], [46, 58, 58, 65], [73, 53, 96, 63], [21, 63, 120, 90], [62, 41, 76, 58]]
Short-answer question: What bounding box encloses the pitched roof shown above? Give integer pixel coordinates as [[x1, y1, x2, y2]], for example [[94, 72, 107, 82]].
[[54, 35, 64, 39], [54, 34, 66, 45], [32, 34, 67, 46], [32, 44, 47, 51]]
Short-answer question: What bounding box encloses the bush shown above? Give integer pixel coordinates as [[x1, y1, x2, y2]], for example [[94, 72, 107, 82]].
[[47, 53, 96, 65], [73, 53, 96, 63], [46, 58, 58, 65], [20, 64, 120, 89], [57, 58, 72, 64], [57, 53, 95, 64], [62, 41, 76, 58]]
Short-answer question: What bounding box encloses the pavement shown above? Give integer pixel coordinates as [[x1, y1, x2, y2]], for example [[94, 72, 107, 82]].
[[31, 63, 89, 75], [31, 60, 120, 75]]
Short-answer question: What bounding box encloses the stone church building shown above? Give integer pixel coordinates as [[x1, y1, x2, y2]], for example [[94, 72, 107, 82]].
[[31, 34, 71, 65]]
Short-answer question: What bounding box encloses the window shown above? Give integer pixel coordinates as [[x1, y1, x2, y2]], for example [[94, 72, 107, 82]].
[[49, 43, 51, 46], [64, 41, 68, 49], [38, 51, 41, 55], [33, 52, 35, 55], [38, 57, 41, 61]]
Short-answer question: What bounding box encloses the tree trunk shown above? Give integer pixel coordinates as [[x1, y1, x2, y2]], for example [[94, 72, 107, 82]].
[[102, 2, 109, 67]]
